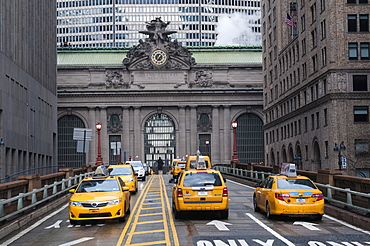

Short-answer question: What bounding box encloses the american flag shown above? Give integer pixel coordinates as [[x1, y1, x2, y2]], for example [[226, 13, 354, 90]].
[[285, 13, 296, 29]]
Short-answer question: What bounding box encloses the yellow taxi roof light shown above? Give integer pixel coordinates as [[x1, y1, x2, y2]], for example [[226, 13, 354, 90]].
[[280, 163, 297, 177]]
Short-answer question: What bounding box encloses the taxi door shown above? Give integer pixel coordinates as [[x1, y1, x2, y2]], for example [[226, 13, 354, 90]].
[[256, 177, 274, 209]]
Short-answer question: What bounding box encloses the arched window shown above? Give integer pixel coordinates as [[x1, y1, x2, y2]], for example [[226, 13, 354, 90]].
[[144, 114, 176, 168], [235, 113, 264, 164], [57, 115, 86, 168]]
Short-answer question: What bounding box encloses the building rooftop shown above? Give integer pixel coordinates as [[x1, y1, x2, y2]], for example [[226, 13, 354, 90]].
[[57, 46, 262, 67]]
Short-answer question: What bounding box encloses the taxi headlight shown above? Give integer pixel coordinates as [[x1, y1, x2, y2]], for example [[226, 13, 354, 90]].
[[70, 201, 83, 207], [128, 178, 134, 183], [107, 198, 122, 205]]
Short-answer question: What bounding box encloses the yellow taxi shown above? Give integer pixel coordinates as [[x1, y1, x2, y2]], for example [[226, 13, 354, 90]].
[[68, 166, 131, 225], [107, 164, 138, 194], [253, 163, 324, 220], [172, 157, 229, 219], [170, 158, 181, 174], [172, 160, 186, 179], [185, 155, 212, 169]]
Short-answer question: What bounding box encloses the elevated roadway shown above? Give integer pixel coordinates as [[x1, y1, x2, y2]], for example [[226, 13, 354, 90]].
[[0, 174, 369, 246]]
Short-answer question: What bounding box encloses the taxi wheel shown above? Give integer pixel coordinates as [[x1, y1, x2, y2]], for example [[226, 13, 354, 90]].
[[219, 209, 229, 219], [253, 196, 261, 212], [266, 203, 273, 219], [172, 203, 181, 219], [126, 202, 131, 214]]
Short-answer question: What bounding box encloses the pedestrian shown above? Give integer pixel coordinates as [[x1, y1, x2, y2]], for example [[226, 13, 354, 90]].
[[157, 157, 164, 175]]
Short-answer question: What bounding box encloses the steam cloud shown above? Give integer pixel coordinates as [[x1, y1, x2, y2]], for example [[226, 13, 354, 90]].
[[215, 12, 262, 46]]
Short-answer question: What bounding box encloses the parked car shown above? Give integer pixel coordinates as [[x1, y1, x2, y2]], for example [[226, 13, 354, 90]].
[[253, 163, 324, 220], [68, 166, 131, 225], [172, 165, 229, 219], [107, 164, 138, 194], [126, 161, 146, 181]]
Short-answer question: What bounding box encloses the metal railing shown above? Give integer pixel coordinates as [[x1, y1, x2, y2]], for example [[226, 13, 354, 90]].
[[214, 166, 370, 216], [0, 172, 93, 223]]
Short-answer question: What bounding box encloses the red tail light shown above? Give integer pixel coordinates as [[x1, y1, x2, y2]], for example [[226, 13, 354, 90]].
[[177, 188, 183, 197], [312, 193, 323, 201], [222, 187, 228, 197], [275, 193, 290, 201]]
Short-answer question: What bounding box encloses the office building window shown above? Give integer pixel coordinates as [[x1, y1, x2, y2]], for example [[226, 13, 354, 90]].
[[359, 0, 368, 3], [347, 0, 356, 3], [355, 139, 369, 156], [354, 106, 369, 122], [349, 43, 358, 60], [360, 42, 369, 60], [321, 47, 327, 66], [320, 20, 326, 39], [348, 15, 357, 32], [360, 15, 369, 32], [353, 75, 368, 91]]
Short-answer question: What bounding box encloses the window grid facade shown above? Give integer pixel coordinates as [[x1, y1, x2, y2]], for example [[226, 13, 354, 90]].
[[57, 0, 262, 47]]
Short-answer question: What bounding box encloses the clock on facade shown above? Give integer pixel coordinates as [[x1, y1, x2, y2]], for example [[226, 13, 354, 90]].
[[151, 49, 167, 65]]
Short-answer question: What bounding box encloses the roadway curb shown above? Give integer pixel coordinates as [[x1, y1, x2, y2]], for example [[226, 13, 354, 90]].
[[0, 194, 70, 241], [324, 204, 370, 230]]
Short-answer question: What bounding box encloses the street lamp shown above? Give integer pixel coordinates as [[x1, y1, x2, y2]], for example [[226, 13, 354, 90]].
[[205, 140, 209, 156], [333, 142, 346, 170], [231, 121, 239, 163], [96, 122, 103, 165]]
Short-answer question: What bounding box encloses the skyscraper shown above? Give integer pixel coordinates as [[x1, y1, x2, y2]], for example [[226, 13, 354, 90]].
[[0, 1, 57, 181], [263, 0, 370, 176], [56, 0, 262, 47]]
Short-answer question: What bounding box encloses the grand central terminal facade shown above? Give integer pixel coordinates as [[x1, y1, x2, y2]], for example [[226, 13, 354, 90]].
[[57, 18, 264, 170]]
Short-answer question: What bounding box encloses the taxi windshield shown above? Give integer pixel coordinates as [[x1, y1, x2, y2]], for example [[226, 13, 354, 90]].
[[177, 163, 186, 168], [277, 179, 316, 189], [183, 173, 222, 187], [76, 179, 120, 193], [108, 167, 132, 175]]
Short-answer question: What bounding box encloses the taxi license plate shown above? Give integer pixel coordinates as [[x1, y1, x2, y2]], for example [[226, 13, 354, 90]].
[[198, 191, 208, 196], [296, 198, 306, 203], [89, 208, 100, 213]]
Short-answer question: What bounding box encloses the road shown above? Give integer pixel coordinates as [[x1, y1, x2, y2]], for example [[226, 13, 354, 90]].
[[0, 174, 369, 246]]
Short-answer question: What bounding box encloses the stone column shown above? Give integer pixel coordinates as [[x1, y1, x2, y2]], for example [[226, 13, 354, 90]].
[[133, 106, 141, 160], [100, 107, 107, 165], [179, 106, 186, 158], [223, 105, 231, 163], [88, 107, 96, 165], [190, 106, 197, 155], [212, 106, 220, 163], [122, 107, 130, 161]]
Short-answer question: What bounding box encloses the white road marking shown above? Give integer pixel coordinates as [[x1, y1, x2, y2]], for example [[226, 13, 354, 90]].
[[293, 221, 320, 230], [0, 204, 68, 246], [45, 220, 63, 229], [58, 237, 94, 246], [206, 220, 232, 231], [246, 213, 295, 246], [324, 214, 370, 235]]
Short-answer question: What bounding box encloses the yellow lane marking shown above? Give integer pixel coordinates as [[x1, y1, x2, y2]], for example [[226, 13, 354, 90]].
[[116, 175, 179, 246], [133, 229, 165, 234], [137, 220, 163, 224], [116, 175, 155, 246], [160, 175, 180, 246], [129, 240, 166, 246], [138, 213, 162, 216]]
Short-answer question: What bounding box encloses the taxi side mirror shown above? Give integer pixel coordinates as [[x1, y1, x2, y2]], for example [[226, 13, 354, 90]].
[[122, 186, 130, 192], [254, 183, 261, 188], [69, 189, 75, 193]]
